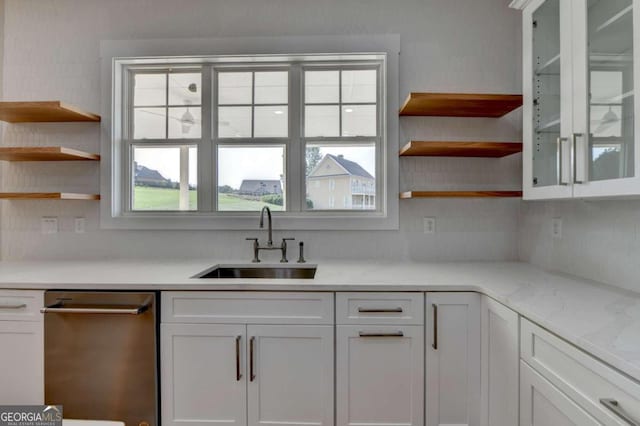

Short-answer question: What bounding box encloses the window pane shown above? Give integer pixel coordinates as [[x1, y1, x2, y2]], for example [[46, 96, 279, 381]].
[[342, 105, 377, 136], [134, 74, 166, 106], [169, 73, 201, 106], [134, 107, 166, 139], [255, 71, 288, 104], [133, 146, 197, 211], [306, 144, 376, 210], [169, 107, 202, 139], [218, 72, 252, 104], [254, 106, 288, 137], [218, 146, 285, 211], [305, 71, 339, 103], [218, 106, 252, 138], [305, 105, 339, 137], [342, 70, 377, 103]]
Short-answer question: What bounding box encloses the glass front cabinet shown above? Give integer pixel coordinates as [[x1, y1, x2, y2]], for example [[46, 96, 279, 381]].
[[515, 0, 640, 199]]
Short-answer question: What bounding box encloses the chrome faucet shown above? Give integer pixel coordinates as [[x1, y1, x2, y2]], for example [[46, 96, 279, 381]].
[[259, 206, 273, 247], [247, 206, 294, 263]]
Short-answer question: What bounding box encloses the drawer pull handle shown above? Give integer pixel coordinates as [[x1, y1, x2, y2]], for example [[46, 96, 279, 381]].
[[358, 331, 404, 337], [0, 303, 27, 309], [41, 305, 148, 315], [600, 398, 639, 426], [249, 336, 256, 382], [235, 336, 242, 381], [432, 303, 438, 350], [358, 307, 403, 313]]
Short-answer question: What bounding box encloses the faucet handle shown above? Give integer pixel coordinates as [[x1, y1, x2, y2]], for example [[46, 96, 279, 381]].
[[246, 238, 260, 263], [280, 238, 295, 263]]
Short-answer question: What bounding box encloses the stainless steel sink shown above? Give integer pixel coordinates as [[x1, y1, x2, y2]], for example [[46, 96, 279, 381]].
[[196, 265, 317, 279]]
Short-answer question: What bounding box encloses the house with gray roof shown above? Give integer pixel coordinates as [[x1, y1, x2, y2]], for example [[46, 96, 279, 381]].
[[239, 179, 283, 196], [307, 154, 375, 210]]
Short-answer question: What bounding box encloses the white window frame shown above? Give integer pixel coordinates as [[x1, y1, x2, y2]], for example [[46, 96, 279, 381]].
[[100, 35, 399, 230]]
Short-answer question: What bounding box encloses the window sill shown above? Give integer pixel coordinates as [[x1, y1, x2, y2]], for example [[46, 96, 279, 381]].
[[100, 211, 399, 230]]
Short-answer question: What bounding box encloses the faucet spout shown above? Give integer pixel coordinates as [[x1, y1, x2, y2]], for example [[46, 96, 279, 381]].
[[259, 206, 273, 247]]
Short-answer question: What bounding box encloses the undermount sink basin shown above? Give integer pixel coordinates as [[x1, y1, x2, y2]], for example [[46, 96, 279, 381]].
[[196, 265, 317, 279]]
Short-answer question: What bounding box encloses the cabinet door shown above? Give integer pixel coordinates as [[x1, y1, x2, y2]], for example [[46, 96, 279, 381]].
[[572, 0, 640, 197], [0, 321, 43, 404], [426, 293, 481, 426], [520, 361, 600, 426], [523, 0, 575, 199], [247, 325, 333, 426], [480, 297, 519, 426], [336, 325, 424, 426], [161, 323, 246, 426]]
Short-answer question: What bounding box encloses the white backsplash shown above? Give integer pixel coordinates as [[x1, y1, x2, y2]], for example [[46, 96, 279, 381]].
[[519, 200, 640, 294], [0, 0, 524, 262]]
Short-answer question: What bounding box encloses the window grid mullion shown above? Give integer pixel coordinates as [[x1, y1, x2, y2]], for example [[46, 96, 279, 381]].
[[251, 71, 256, 138], [165, 73, 169, 139], [338, 70, 343, 137], [289, 63, 302, 213]]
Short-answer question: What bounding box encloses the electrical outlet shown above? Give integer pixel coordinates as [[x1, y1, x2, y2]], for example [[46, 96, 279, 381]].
[[552, 217, 562, 239], [423, 217, 436, 234], [74, 217, 86, 234], [41, 217, 58, 235]]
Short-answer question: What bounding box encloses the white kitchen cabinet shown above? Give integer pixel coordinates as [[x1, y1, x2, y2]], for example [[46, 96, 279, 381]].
[[517, 0, 640, 199], [425, 293, 481, 426], [0, 290, 44, 404], [521, 318, 640, 425], [480, 296, 519, 426], [520, 361, 601, 425], [161, 292, 335, 426], [336, 325, 424, 426], [161, 323, 247, 426], [247, 325, 334, 426]]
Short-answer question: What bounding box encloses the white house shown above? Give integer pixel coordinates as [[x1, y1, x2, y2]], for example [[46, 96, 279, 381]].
[[307, 154, 375, 210]]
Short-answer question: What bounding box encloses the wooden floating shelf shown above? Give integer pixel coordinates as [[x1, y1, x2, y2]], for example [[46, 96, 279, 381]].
[[400, 191, 522, 199], [399, 141, 522, 158], [0, 193, 100, 200], [399, 93, 523, 117], [0, 147, 100, 162], [0, 101, 101, 123]]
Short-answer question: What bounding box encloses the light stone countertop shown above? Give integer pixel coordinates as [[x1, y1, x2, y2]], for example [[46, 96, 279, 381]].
[[0, 259, 639, 382]]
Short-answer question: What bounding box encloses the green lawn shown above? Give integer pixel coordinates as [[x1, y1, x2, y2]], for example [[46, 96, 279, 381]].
[[133, 186, 197, 211], [133, 186, 282, 211], [218, 193, 283, 211]]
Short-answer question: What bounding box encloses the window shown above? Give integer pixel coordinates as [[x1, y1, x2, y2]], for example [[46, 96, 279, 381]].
[[112, 53, 387, 225]]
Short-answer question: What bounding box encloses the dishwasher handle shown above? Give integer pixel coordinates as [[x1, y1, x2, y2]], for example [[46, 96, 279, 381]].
[[41, 304, 149, 315]]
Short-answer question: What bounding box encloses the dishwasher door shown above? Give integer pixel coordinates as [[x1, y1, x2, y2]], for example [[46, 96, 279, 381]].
[[43, 292, 157, 426]]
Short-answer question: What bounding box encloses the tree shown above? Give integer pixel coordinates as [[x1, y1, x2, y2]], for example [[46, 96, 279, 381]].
[[306, 147, 323, 176]]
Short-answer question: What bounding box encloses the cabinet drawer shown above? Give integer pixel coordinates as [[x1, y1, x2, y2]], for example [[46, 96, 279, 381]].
[[0, 290, 43, 322], [336, 292, 424, 325], [521, 318, 640, 425], [162, 292, 334, 325]]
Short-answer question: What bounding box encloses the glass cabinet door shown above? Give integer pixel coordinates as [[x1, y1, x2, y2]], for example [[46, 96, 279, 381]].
[[531, 0, 564, 188], [586, 0, 635, 182]]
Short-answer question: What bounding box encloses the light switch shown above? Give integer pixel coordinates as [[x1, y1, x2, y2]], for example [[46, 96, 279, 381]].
[[74, 217, 86, 234], [552, 217, 562, 239], [424, 217, 436, 234], [41, 217, 58, 235]]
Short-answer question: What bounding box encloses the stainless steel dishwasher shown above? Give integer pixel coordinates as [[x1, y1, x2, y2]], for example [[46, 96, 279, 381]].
[[42, 291, 158, 426]]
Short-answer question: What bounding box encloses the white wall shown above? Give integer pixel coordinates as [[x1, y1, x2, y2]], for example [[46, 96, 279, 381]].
[[0, 0, 523, 261], [519, 200, 640, 294]]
